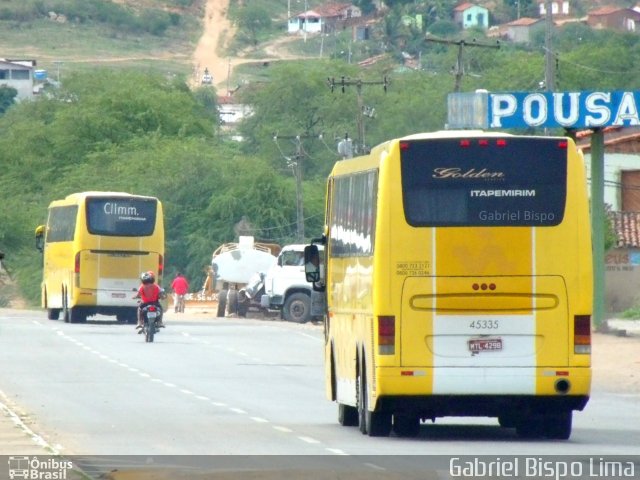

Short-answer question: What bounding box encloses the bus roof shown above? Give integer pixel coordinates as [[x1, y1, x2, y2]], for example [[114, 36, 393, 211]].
[[50, 191, 160, 205]]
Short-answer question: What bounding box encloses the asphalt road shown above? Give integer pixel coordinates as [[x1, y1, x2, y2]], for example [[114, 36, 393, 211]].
[[1, 308, 639, 478]]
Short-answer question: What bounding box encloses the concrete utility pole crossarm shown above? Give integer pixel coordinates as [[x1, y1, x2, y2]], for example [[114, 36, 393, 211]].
[[327, 76, 388, 154], [425, 37, 499, 92]]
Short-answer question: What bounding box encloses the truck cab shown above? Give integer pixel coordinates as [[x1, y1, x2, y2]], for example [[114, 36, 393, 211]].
[[261, 244, 324, 323]]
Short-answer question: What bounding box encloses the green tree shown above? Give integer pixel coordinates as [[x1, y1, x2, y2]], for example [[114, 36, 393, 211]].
[[0, 85, 17, 115], [232, 4, 273, 46]]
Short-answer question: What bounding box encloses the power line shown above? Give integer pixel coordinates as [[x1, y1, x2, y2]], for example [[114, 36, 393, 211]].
[[327, 76, 388, 154], [425, 36, 499, 92], [273, 133, 317, 242]]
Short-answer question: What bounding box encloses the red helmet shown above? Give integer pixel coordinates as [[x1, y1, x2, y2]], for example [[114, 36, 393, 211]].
[[141, 271, 155, 284]]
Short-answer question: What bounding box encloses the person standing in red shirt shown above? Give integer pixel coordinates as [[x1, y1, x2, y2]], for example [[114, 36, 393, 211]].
[[171, 272, 190, 313]]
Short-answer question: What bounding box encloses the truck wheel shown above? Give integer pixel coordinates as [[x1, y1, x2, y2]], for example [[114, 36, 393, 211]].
[[216, 289, 227, 317], [226, 289, 238, 316], [283, 292, 311, 323]]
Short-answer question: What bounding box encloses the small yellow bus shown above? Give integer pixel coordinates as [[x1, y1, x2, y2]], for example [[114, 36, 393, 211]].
[[35, 191, 164, 323], [306, 130, 592, 439]]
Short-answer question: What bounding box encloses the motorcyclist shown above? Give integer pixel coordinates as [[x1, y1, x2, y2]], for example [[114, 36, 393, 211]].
[[134, 271, 165, 332]]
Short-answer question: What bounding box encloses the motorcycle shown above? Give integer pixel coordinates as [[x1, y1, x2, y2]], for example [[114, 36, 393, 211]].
[[140, 303, 162, 343], [133, 287, 166, 343]]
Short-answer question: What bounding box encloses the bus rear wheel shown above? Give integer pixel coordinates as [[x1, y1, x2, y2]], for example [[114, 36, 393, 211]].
[[542, 412, 572, 440], [47, 309, 60, 320], [67, 307, 86, 324], [338, 403, 358, 426], [357, 361, 391, 437]]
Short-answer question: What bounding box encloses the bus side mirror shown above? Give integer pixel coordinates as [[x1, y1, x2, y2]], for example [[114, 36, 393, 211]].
[[304, 245, 321, 283], [35, 225, 45, 252]]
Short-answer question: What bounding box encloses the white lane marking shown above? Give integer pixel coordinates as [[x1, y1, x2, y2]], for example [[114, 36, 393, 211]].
[[55, 328, 344, 456], [0, 389, 60, 455], [298, 436, 321, 444], [364, 463, 386, 471], [325, 448, 348, 455], [273, 426, 292, 433]]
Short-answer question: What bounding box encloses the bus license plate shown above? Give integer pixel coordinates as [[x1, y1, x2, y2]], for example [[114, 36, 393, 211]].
[[468, 338, 502, 352]]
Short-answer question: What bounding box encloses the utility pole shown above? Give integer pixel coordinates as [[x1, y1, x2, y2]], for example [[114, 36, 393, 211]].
[[544, 0, 556, 92], [273, 134, 316, 242], [327, 76, 388, 154], [425, 37, 499, 92]]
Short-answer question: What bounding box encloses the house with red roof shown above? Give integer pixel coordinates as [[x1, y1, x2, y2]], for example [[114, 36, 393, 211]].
[[288, 2, 361, 35], [503, 17, 545, 43], [587, 6, 640, 32], [453, 2, 489, 30]]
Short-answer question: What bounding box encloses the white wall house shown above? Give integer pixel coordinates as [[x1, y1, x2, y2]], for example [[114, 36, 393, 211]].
[[584, 153, 640, 211], [288, 3, 361, 35], [288, 10, 323, 34], [453, 3, 489, 29], [0, 59, 35, 101]]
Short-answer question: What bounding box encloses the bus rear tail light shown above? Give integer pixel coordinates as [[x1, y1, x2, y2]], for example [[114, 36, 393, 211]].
[[574, 315, 591, 354], [74, 252, 81, 274], [158, 255, 164, 279], [378, 315, 395, 355]]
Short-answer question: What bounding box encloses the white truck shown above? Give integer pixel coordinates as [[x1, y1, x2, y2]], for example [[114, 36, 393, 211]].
[[260, 244, 324, 323]]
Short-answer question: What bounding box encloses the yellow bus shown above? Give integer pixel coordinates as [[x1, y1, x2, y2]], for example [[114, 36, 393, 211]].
[[305, 130, 592, 439], [35, 192, 164, 324]]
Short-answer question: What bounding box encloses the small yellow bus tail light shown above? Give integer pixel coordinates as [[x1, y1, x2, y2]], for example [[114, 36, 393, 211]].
[[574, 315, 591, 354], [74, 252, 81, 274], [378, 315, 395, 355]]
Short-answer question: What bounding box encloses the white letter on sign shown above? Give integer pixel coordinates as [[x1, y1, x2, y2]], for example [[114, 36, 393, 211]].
[[554, 92, 580, 127], [585, 92, 611, 127], [523, 93, 547, 127], [613, 92, 640, 126], [490, 94, 517, 128]]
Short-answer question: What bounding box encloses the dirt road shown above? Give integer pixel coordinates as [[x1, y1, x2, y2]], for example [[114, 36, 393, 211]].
[[191, 0, 305, 91], [192, 0, 235, 89]]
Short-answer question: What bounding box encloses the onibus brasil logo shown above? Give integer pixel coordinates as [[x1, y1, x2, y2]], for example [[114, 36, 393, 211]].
[[7, 457, 73, 480]]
